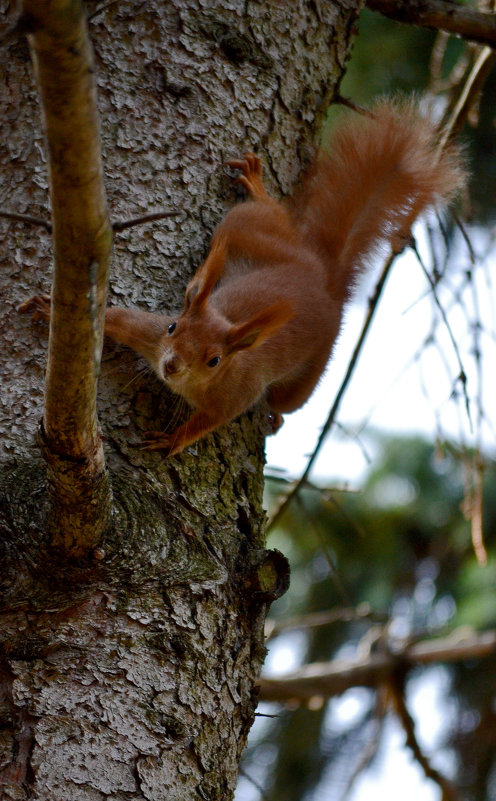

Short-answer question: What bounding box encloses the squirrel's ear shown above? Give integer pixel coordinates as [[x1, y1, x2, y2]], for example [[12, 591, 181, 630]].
[[185, 234, 228, 312], [226, 300, 293, 354]]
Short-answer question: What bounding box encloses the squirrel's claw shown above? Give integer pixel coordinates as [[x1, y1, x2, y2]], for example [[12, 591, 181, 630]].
[[225, 152, 269, 202], [18, 294, 51, 321], [139, 430, 178, 455], [267, 411, 284, 435]]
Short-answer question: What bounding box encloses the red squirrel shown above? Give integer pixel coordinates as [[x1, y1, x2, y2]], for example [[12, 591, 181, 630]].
[[24, 99, 465, 455]]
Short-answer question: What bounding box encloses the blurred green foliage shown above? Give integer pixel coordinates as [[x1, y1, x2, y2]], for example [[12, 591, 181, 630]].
[[239, 435, 496, 801], [340, 9, 436, 100], [267, 434, 496, 632]]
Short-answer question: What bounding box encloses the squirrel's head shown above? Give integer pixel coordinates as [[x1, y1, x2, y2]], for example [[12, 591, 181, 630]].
[[157, 235, 292, 398], [159, 297, 292, 397]]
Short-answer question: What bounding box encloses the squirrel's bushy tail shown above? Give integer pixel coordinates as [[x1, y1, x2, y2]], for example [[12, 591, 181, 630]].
[[292, 98, 466, 302]]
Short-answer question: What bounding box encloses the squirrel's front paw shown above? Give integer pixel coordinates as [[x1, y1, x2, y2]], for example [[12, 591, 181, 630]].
[[139, 430, 181, 456], [18, 293, 51, 322]]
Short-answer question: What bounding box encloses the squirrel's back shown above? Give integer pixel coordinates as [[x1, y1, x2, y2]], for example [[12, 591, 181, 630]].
[[291, 98, 466, 303]]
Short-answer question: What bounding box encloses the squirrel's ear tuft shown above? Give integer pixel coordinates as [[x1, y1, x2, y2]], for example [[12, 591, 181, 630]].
[[226, 300, 293, 354]]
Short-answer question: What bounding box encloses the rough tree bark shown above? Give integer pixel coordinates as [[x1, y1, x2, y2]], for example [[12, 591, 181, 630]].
[[0, 1, 361, 798]]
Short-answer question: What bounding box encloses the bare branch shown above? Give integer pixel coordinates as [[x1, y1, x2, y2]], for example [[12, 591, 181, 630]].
[[439, 46, 496, 147], [389, 671, 461, 801], [0, 210, 52, 232], [0, 208, 180, 236], [366, 0, 496, 49], [87, 0, 120, 23], [258, 628, 496, 701], [0, 209, 179, 236], [296, 495, 353, 605], [333, 93, 376, 117], [265, 603, 388, 640], [24, 0, 113, 554], [112, 210, 179, 232], [238, 768, 272, 801], [410, 238, 473, 428]]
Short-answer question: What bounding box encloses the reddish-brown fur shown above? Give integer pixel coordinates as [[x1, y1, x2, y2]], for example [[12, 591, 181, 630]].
[[103, 99, 465, 455]]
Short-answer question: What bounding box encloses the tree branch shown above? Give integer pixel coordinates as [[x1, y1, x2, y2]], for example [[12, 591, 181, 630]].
[[366, 0, 496, 49], [0, 209, 180, 235], [439, 45, 496, 147], [0, 210, 52, 231], [112, 210, 179, 232], [24, 0, 113, 554], [258, 628, 496, 701], [264, 604, 388, 640], [389, 670, 461, 801]]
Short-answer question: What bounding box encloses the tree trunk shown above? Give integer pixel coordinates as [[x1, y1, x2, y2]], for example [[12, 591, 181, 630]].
[[0, 1, 360, 798]]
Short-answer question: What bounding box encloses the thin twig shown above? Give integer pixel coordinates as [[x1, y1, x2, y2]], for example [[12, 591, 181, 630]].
[[238, 767, 272, 801], [341, 687, 388, 801], [87, 0, 120, 22], [470, 454, 487, 565], [112, 210, 180, 232], [429, 32, 473, 94], [322, 487, 369, 541], [0, 210, 52, 232], [254, 712, 280, 718], [87, 0, 147, 23], [389, 670, 461, 801], [429, 32, 450, 86], [0, 209, 179, 235], [466, 241, 488, 565], [265, 472, 355, 494], [452, 211, 477, 265], [333, 94, 376, 117], [410, 239, 473, 430]]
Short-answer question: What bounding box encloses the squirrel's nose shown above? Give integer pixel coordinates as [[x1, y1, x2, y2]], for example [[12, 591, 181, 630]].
[[163, 356, 179, 377]]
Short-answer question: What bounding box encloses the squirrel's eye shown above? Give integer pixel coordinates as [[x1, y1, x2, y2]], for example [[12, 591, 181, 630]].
[[168, 322, 176, 335], [207, 356, 221, 368]]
